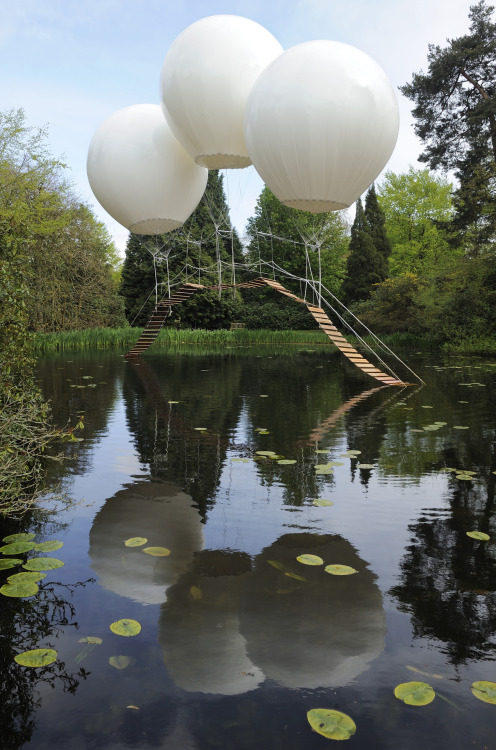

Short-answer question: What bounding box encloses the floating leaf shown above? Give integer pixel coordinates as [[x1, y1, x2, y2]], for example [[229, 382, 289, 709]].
[[0, 541, 37, 555], [357, 464, 375, 469], [34, 540, 64, 552], [190, 585, 203, 600], [456, 474, 474, 481], [260, 394, 269, 397], [0, 558, 23, 570], [471, 681, 496, 704], [315, 450, 329, 454], [421, 405, 433, 408], [124, 537, 147, 547], [78, 636, 102, 644], [14, 648, 57, 667], [278, 459, 296, 464], [1, 580, 39, 597], [2, 533, 35, 543], [315, 469, 334, 475], [466, 531, 490, 541], [23, 557, 64, 571], [194, 427, 207, 431], [284, 572, 306, 581], [258, 430, 270, 434], [255, 451, 277, 456], [453, 425, 469, 430], [313, 498, 334, 507], [433, 421, 447, 426], [267, 559, 286, 571], [329, 461, 345, 467], [406, 665, 443, 680], [346, 450, 362, 455], [7, 571, 45, 584], [394, 681, 435, 706], [231, 458, 250, 463], [143, 547, 170, 557], [324, 564, 357, 576], [297, 554, 324, 566], [168, 400, 179, 404], [109, 655, 131, 670], [110, 619, 141, 637], [307, 708, 356, 741], [315, 463, 332, 470]]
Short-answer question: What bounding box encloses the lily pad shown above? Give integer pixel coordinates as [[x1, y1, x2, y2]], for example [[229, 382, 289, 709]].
[[0, 558, 23, 570], [14, 648, 57, 667], [284, 572, 306, 581], [453, 425, 469, 430], [190, 585, 203, 600], [168, 400, 179, 404], [471, 681, 496, 704], [315, 468, 334, 475], [0, 541, 37, 555], [394, 681, 435, 706], [307, 708, 356, 741], [124, 537, 147, 547], [110, 619, 141, 637], [357, 464, 375, 469], [231, 458, 250, 463], [278, 459, 296, 465], [315, 450, 329, 454], [109, 655, 131, 670], [456, 474, 474, 481], [193, 427, 207, 431], [34, 540, 64, 552], [267, 560, 286, 571], [466, 531, 490, 541], [346, 450, 362, 455], [255, 451, 277, 456], [78, 636, 102, 644], [313, 498, 334, 507], [297, 554, 324, 566], [1, 580, 39, 597], [7, 571, 46, 584], [143, 547, 171, 557], [2, 533, 35, 543], [324, 564, 357, 576], [23, 557, 64, 571]]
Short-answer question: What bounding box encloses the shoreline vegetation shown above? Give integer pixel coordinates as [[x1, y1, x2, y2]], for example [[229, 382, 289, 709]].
[[32, 327, 496, 357]]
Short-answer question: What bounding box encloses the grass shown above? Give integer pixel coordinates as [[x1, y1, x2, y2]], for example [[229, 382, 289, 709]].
[[442, 335, 496, 356]]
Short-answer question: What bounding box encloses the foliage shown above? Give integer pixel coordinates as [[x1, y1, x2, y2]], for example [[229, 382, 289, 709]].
[[364, 183, 391, 276], [245, 184, 349, 298], [341, 197, 385, 303], [377, 168, 456, 275], [400, 1, 496, 249], [239, 298, 317, 330], [119, 171, 244, 327]]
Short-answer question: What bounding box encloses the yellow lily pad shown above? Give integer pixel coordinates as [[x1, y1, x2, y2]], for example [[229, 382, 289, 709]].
[[471, 681, 496, 704], [34, 540, 64, 552], [313, 498, 334, 507], [0, 558, 23, 570], [307, 708, 356, 740], [324, 564, 357, 576], [0, 541, 37, 555], [2, 533, 35, 543], [109, 655, 131, 670], [143, 546, 171, 557], [23, 557, 64, 571], [296, 554, 324, 566], [124, 537, 147, 547], [466, 531, 490, 541], [78, 636, 103, 644], [14, 648, 57, 667], [1, 580, 39, 597], [394, 681, 435, 706], [110, 619, 141, 637]]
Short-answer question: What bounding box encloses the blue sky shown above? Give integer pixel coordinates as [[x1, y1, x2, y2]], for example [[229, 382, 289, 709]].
[[1, 0, 477, 253]]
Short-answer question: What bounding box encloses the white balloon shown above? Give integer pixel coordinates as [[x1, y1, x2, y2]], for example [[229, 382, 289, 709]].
[[160, 15, 283, 169], [87, 104, 207, 235], [244, 41, 399, 212]]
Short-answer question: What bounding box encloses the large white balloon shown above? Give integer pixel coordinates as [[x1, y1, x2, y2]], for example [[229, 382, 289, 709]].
[[160, 15, 283, 169], [87, 104, 207, 235], [244, 41, 399, 212]]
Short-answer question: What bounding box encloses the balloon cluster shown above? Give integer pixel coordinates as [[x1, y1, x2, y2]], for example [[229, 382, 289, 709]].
[[87, 15, 399, 235]]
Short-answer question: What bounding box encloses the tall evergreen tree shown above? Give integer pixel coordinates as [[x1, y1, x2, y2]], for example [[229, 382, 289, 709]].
[[400, 0, 496, 250], [364, 184, 391, 278], [119, 171, 244, 327], [341, 198, 384, 304]]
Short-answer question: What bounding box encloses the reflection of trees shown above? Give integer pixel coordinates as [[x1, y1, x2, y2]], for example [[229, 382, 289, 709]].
[[391, 473, 496, 664], [0, 573, 93, 749]]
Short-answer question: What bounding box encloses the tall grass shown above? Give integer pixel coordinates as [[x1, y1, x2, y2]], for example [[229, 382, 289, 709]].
[[442, 335, 496, 356]]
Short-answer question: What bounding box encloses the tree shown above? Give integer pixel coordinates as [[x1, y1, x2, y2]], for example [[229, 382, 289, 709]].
[[400, 1, 496, 249], [245, 185, 349, 299], [364, 184, 391, 277], [377, 167, 456, 275], [120, 171, 245, 327], [340, 198, 384, 304]]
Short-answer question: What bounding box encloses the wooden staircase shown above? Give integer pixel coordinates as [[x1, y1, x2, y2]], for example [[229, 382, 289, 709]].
[[124, 277, 409, 386]]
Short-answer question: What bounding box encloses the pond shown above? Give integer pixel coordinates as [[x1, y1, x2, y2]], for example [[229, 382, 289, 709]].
[[1, 344, 496, 749]]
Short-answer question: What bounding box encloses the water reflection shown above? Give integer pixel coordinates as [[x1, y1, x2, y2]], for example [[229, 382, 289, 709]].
[[158, 533, 385, 693], [89, 480, 205, 605]]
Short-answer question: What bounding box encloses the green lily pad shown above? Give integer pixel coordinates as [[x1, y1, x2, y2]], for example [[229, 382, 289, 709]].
[[329, 461, 345, 467], [7, 571, 46, 584], [284, 572, 306, 581], [297, 554, 324, 566], [315, 468, 334, 475], [168, 400, 179, 404], [471, 681, 496, 704], [315, 463, 332, 470], [194, 427, 207, 431], [313, 498, 334, 507], [14, 648, 57, 667], [23, 557, 64, 571], [0, 541, 37, 555], [394, 681, 435, 706], [466, 531, 490, 541], [109, 655, 131, 669], [110, 619, 141, 637], [255, 451, 277, 456], [2, 533, 35, 543], [78, 636, 102, 644], [456, 474, 474, 481], [278, 459, 296, 464], [307, 708, 357, 740], [346, 450, 362, 455], [324, 564, 357, 576], [231, 458, 250, 463], [143, 547, 171, 556], [124, 537, 147, 547], [453, 425, 469, 430], [357, 464, 375, 469], [0, 558, 23, 570], [1, 580, 39, 597], [315, 450, 329, 454], [421, 405, 433, 408], [34, 540, 64, 552], [190, 585, 203, 600]]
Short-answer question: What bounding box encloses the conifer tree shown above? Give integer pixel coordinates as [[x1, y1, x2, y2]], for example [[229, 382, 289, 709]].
[[364, 184, 391, 278], [341, 198, 384, 304]]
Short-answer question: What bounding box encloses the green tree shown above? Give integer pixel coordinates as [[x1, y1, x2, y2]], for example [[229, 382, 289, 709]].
[[341, 198, 384, 304], [377, 167, 456, 275], [364, 184, 391, 277], [400, 1, 496, 249]]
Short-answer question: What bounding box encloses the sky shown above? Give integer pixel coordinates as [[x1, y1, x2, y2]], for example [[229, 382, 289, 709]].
[[1, 0, 479, 254]]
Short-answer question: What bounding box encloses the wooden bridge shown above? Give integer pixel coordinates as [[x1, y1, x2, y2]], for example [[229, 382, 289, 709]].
[[124, 277, 409, 386]]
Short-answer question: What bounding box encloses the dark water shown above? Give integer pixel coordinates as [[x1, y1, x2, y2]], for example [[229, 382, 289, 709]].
[[2, 345, 496, 750]]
